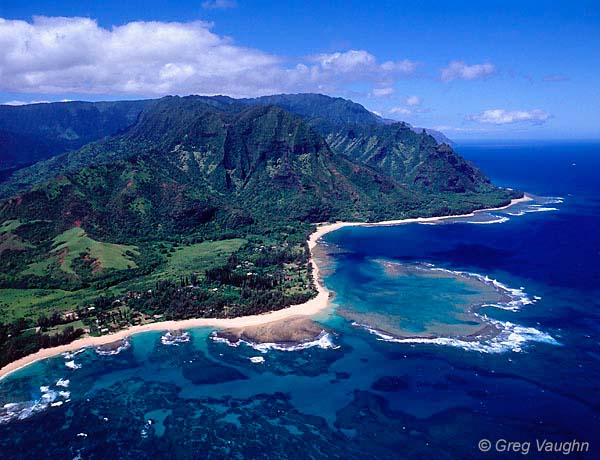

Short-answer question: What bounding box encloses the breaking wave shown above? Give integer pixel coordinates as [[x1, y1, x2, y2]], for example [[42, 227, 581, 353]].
[[461, 215, 510, 225], [210, 330, 340, 353], [62, 349, 85, 360], [95, 339, 130, 356], [424, 264, 535, 312], [64, 360, 82, 370], [0, 382, 72, 424], [161, 331, 191, 346], [352, 263, 558, 353], [505, 196, 563, 216], [355, 316, 559, 354]]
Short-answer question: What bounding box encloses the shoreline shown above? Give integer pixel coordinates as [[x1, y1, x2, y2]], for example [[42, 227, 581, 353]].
[[0, 194, 531, 381]]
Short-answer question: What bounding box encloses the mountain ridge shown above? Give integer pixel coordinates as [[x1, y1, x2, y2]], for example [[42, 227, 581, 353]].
[[0, 94, 486, 200], [0, 93, 519, 367]]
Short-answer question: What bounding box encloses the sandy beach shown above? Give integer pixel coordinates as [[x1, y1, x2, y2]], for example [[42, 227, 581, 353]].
[[0, 194, 531, 381]]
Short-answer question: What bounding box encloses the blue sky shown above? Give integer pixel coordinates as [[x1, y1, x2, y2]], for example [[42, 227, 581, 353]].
[[0, 0, 598, 139]]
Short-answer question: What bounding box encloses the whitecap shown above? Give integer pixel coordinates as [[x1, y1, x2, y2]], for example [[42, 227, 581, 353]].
[[211, 330, 340, 353], [499, 195, 562, 217], [0, 384, 73, 424], [40, 388, 58, 402], [161, 331, 191, 346], [65, 360, 81, 370], [62, 349, 85, 360], [426, 265, 533, 311], [461, 216, 510, 225], [56, 378, 70, 388], [525, 206, 559, 213], [95, 339, 130, 356], [352, 263, 557, 354], [356, 316, 559, 354], [249, 356, 265, 364]]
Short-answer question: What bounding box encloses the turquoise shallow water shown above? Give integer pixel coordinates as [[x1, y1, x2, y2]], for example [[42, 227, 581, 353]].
[[1, 142, 599, 459], [330, 258, 512, 339]]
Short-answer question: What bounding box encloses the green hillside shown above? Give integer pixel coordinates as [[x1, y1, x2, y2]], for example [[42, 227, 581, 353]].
[[0, 93, 520, 367], [0, 99, 151, 171]]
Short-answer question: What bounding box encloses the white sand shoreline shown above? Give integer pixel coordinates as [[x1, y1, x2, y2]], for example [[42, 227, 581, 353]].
[[0, 194, 531, 381]]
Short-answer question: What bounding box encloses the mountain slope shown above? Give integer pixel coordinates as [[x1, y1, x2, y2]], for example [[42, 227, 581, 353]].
[[0, 94, 518, 229], [0, 94, 519, 365], [0, 100, 151, 172], [239, 94, 488, 193], [244, 93, 382, 128], [0, 93, 489, 199], [1, 98, 431, 242], [323, 122, 490, 193]]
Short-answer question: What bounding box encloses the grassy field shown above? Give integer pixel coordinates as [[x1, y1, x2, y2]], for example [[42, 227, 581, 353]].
[[1, 238, 247, 323], [0, 219, 50, 235], [0, 219, 22, 235], [46, 320, 87, 336], [0, 288, 85, 322], [159, 239, 247, 278], [51, 227, 140, 273], [21, 227, 140, 276]]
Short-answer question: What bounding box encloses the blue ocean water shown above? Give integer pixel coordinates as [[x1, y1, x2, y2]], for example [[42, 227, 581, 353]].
[[1, 142, 599, 459]]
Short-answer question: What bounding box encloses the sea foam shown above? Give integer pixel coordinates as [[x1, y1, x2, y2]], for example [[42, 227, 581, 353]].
[[352, 263, 558, 353], [161, 331, 191, 346], [355, 316, 559, 354], [505, 196, 563, 216], [64, 360, 82, 370], [211, 330, 340, 353], [0, 383, 72, 424], [426, 265, 533, 311], [95, 339, 130, 356], [461, 216, 510, 225]]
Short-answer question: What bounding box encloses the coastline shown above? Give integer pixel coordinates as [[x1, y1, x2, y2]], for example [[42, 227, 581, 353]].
[[0, 194, 531, 381]]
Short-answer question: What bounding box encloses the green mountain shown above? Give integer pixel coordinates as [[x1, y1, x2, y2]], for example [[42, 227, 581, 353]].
[[0, 97, 431, 240], [244, 93, 382, 127], [0, 100, 151, 171], [1, 95, 516, 235], [240, 94, 489, 193], [0, 93, 520, 366], [1, 93, 506, 201]]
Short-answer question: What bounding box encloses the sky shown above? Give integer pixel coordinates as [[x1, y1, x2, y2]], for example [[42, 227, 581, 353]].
[[0, 0, 598, 140]]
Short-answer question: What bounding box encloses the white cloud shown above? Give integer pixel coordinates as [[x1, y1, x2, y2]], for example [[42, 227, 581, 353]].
[[312, 50, 376, 73], [0, 17, 417, 98], [306, 50, 416, 87], [389, 107, 411, 115], [440, 60, 495, 82], [388, 96, 426, 117], [405, 95, 421, 106], [470, 109, 551, 125], [1, 99, 50, 105], [371, 87, 394, 97], [1, 100, 29, 106], [202, 0, 237, 9]]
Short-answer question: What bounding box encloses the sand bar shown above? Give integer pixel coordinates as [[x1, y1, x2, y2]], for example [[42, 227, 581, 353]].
[[0, 194, 530, 381]]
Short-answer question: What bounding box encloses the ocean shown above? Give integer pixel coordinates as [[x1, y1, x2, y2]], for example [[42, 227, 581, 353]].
[[0, 141, 598, 459]]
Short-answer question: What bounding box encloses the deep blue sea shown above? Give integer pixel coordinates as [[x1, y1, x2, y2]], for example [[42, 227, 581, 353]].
[[1, 142, 599, 459]]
